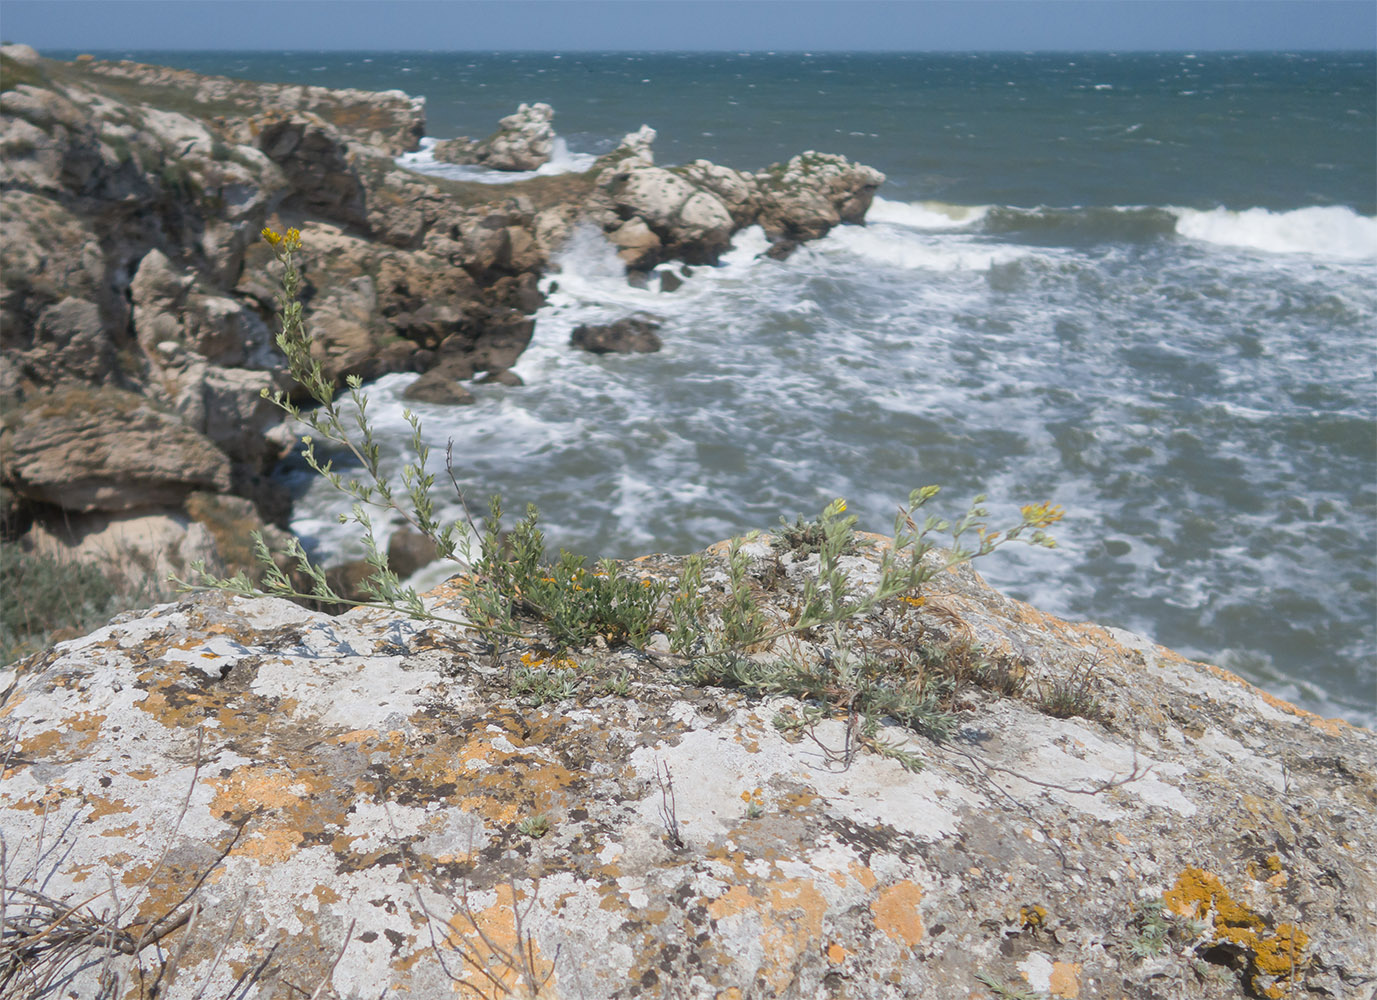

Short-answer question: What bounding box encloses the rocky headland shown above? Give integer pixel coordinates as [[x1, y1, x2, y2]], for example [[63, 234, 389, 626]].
[[0, 44, 882, 587]]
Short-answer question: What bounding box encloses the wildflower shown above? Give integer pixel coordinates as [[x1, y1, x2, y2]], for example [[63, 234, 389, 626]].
[[260, 227, 281, 246], [1020, 502, 1066, 527]]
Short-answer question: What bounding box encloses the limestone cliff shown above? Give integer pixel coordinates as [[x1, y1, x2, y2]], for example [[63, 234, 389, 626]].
[[1, 533, 1372, 999]]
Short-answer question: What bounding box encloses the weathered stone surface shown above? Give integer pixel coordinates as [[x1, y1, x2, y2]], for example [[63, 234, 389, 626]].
[[0, 386, 231, 511], [1, 535, 1371, 999], [570, 316, 664, 355], [253, 112, 369, 227]]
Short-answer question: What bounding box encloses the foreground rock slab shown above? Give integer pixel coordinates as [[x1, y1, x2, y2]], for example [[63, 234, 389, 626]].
[[2, 536, 1372, 999]]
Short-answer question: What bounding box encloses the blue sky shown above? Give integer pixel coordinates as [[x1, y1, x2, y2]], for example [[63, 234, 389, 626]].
[[3, 0, 1374, 52]]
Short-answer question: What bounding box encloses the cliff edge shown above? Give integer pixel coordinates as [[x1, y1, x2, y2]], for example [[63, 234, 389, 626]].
[[2, 532, 1372, 999]]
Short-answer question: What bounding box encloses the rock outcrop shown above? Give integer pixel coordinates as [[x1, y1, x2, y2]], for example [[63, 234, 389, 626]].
[[434, 101, 557, 171], [0, 45, 886, 603], [1, 534, 1371, 999], [584, 129, 885, 270]]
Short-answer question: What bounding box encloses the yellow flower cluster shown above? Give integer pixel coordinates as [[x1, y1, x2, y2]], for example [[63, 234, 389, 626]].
[[1020, 502, 1066, 528], [260, 226, 302, 252]]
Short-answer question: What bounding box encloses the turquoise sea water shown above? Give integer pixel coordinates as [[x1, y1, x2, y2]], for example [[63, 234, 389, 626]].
[[69, 50, 1377, 725]]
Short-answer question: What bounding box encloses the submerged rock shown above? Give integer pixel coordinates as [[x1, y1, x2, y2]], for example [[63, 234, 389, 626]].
[[1, 534, 1370, 998], [570, 316, 664, 354]]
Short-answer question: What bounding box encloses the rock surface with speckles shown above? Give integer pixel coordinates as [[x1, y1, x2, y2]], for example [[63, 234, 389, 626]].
[[2, 533, 1373, 999]]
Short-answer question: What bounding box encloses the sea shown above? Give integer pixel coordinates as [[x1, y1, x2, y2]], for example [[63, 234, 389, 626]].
[[71, 50, 1377, 726]]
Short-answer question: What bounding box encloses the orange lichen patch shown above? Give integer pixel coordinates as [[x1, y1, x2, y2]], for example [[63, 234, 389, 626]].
[[457, 795, 521, 826], [100, 822, 141, 838], [441, 884, 556, 996], [85, 795, 134, 819], [314, 885, 342, 905], [707, 879, 829, 993], [332, 728, 382, 744], [1164, 867, 1309, 978], [848, 862, 878, 890], [871, 881, 925, 948], [1114, 832, 1131, 846], [236, 827, 303, 863], [716, 989, 743, 1000], [65, 863, 96, 884], [826, 942, 849, 965], [209, 767, 308, 816], [19, 712, 107, 758], [1048, 961, 1082, 998]]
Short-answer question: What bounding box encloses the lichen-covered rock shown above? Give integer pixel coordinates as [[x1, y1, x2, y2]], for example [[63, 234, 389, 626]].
[[2, 535, 1371, 999]]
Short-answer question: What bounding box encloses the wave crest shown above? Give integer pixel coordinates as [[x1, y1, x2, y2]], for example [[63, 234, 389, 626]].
[[1174, 206, 1377, 259]]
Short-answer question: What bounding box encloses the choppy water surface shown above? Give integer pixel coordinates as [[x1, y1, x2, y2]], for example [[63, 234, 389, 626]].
[[85, 50, 1376, 724]]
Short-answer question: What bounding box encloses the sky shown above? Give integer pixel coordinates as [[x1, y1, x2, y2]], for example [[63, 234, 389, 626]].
[[2, 0, 1374, 52]]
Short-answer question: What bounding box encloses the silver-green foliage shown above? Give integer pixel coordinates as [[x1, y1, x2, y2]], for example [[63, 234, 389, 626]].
[[186, 229, 1065, 772]]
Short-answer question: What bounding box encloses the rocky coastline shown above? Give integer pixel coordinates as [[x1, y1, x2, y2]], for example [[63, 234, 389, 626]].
[[2, 45, 1374, 1000], [0, 44, 882, 590]]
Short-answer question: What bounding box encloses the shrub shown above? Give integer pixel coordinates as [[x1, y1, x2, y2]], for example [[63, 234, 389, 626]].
[[186, 228, 1066, 772], [0, 542, 159, 665]]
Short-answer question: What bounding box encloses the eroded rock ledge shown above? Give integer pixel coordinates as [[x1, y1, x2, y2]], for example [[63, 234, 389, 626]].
[[1, 535, 1371, 998], [0, 45, 880, 586]]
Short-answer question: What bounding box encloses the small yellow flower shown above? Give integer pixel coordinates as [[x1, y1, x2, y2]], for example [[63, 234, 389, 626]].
[[1020, 502, 1065, 527], [260, 227, 281, 246]]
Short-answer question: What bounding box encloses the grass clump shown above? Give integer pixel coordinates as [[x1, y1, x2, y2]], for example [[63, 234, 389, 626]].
[[0, 543, 158, 665]]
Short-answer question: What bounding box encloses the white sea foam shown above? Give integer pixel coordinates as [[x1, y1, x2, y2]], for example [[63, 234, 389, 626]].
[[395, 136, 596, 184], [1174, 205, 1377, 260], [867, 197, 990, 229], [821, 224, 1026, 272]]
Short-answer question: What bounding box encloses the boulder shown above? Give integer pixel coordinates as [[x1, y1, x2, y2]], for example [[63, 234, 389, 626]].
[[387, 526, 441, 579], [678, 159, 762, 228], [0, 385, 232, 512], [0, 190, 112, 361], [600, 166, 735, 268], [252, 112, 368, 227], [756, 151, 886, 241], [0, 535, 1371, 998], [570, 316, 663, 355], [430, 135, 478, 163], [132, 249, 277, 368], [31, 297, 117, 384], [401, 366, 477, 405], [434, 102, 556, 172], [21, 508, 222, 590], [476, 367, 524, 387]]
